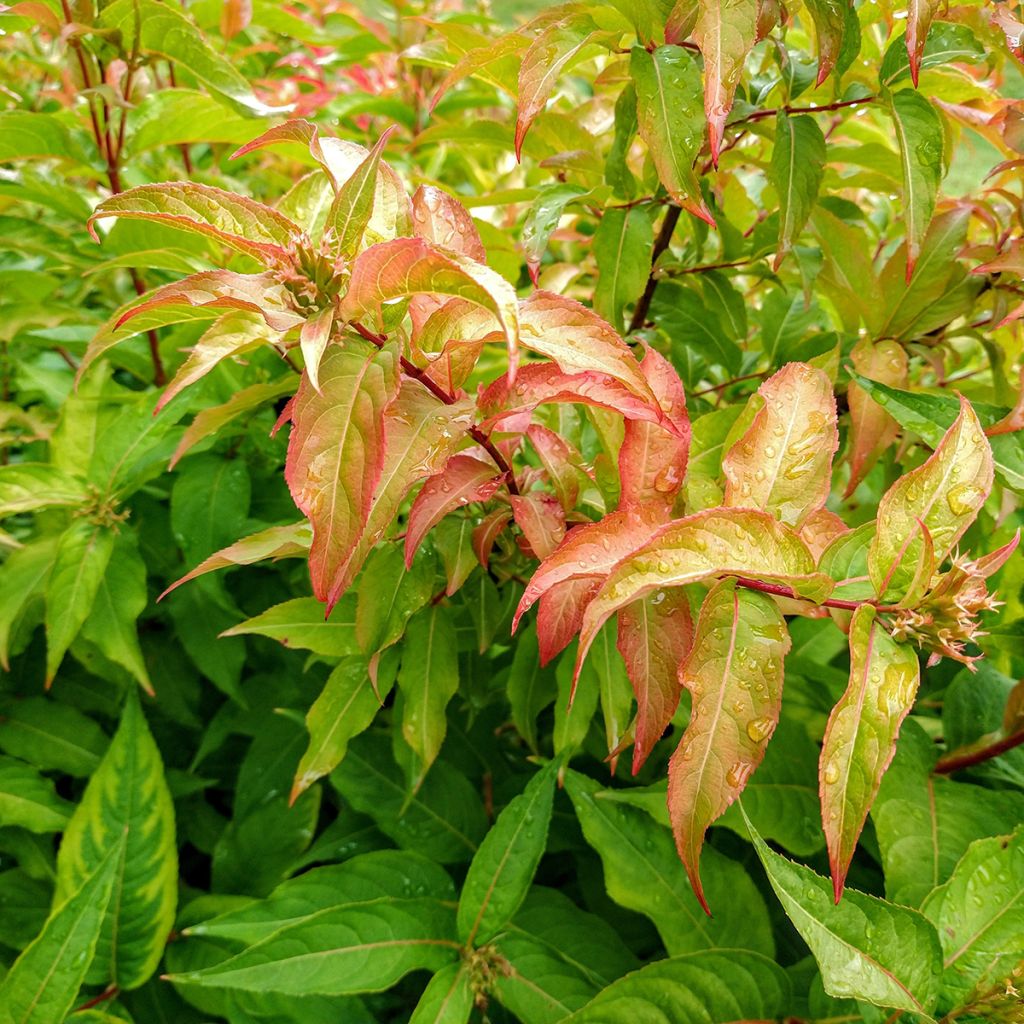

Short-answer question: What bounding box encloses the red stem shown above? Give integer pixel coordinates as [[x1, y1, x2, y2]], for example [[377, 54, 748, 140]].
[[75, 985, 119, 1012], [734, 576, 898, 613], [743, 96, 875, 123], [934, 729, 1024, 775], [350, 321, 520, 495]]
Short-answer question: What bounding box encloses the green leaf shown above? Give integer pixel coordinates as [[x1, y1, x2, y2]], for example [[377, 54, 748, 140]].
[[221, 595, 359, 657], [292, 656, 392, 800], [0, 838, 122, 1024], [521, 184, 587, 280], [651, 282, 742, 375], [564, 770, 774, 957], [168, 897, 458, 996], [0, 537, 57, 669], [921, 828, 1024, 1012], [769, 112, 826, 269], [55, 690, 177, 990], [44, 521, 116, 685], [331, 732, 487, 864], [668, 580, 790, 911], [0, 111, 89, 164], [397, 603, 460, 783], [820, 605, 920, 900], [889, 88, 944, 278], [126, 89, 256, 154], [457, 758, 558, 945], [507, 622, 555, 753], [629, 45, 712, 224], [592, 205, 654, 334], [409, 963, 473, 1024], [0, 755, 74, 834], [0, 463, 89, 517], [357, 543, 436, 656], [0, 697, 107, 778], [562, 950, 791, 1023], [327, 127, 397, 260], [746, 809, 943, 1014], [881, 22, 986, 88]]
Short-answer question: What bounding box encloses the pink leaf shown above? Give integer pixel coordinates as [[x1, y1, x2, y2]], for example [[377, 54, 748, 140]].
[[411, 186, 486, 262], [906, 0, 941, 87], [526, 424, 590, 511], [510, 492, 566, 559], [537, 576, 603, 666], [298, 306, 335, 393], [473, 507, 513, 568]]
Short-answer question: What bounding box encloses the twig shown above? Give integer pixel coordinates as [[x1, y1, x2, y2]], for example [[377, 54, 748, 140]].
[[742, 96, 875, 124], [74, 985, 119, 1012], [691, 370, 767, 396], [628, 204, 681, 334], [734, 576, 899, 613], [934, 729, 1024, 775]]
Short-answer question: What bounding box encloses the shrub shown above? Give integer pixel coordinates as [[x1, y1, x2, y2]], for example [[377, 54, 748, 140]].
[[0, 0, 1022, 1021]]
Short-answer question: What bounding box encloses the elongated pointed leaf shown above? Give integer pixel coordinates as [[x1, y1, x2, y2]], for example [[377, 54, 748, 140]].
[[88, 183, 300, 262], [629, 45, 712, 224], [298, 305, 335, 393], [921, 827, 1024, 1011], [515, 12, 600, 158], [537, 576, 603, 666], [457, 758, 558, 945], [890, 88, 944, 279], [0, 755, 73, 833], [617, 346, 690, 516], [340, 237, 520, 379], [803, 0, 849, 86], [328, 128, 396, 260], [593, 205, 654, 333], [694, 0, 758, 164], [723, 361, 838, 528], [0, 463, 89, 517], [770, 112, 826, 270], [410, 963, 473, 1024], [906, 0, 942, 86], [746, 811, 942, 1014], [819, 605, 920, 902], [868, 396, 993, 601], [669, 580, 789, 911], [510, 492, 566, 559], [55, 690, 177, 989], [411, 186, 486, 262], [405, 455, 505, 566], [575, 508, 831, 682], [617, 589, 693, 773], [285, 341, 401, 609], [0, 838, 122, 1024], [45, 520, 115, 684]]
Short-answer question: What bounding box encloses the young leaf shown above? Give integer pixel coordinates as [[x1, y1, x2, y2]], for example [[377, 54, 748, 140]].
[[769, 112, 826, 270], [617, 346, 691, 517], [616, 588, 693, 773], [722, 362, 838, 528], [669, 579, 790, 912], [868, 395, 993, 601], [409, 963, 474, 1024], [629, 45, 713, 225], [906, 0, 942, 87], [802, 0, 849, 86], [327, 127, 397, 260], [411, 186, 486, 262], [921, 828, 1024, 1011], [747, 810, 942, 1014], [819, 605, 921, 901], [693, 0, 758, 164], [562, 950, 791, 1024], [88, 183, 300, 262], [457, 757, 558, 945], [285, 340, 401, 610], [298, 305, 335, 394], [397, 604, 460, 783], [54, 690, 177, 989], [0, 838, 122, 1024], [890, 88, 944, 279], [45, 520, 115, 685]]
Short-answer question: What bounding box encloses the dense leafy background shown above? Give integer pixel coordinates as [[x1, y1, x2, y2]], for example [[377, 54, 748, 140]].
[[0, 1, 1023, 1022]]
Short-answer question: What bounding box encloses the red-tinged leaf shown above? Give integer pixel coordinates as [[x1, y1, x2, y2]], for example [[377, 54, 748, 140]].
[[298, 306, 335, 393], [421, 337, 485, 396], [430, 31, 527, 113], [723, 362, 839, 529], [986, 367, 1024, 436], [757, 0, 783, 40], [668, 579, 789, 910], [618, 347, 690, 516], [799, 508, 849, 561], [630, 45, 714, 226], [340, 237, 520, 379], [575, 508, 832, 683], [514, 506, 667, 633], [693, 0, 758, 164], [160, 522, 311, 599], [156, 311, 274, 413], [478, 363, 668, 436], [906, 0, 941, 87], [510, 492, 566, 559], [537, 576, 602, 666], [518, 290, 657, 402], [526, 424, 589, 511], [617, 588, 693, 774], [232, 120, 337, 183], [803, 0, 849, 86], [285, 341, 401, 609], [82, 271, 302, 377], [415, 298, 495, 358], [845, 339, 909, 496], [868, 396, 993, 601], [88, 182, 300, 262], [404, 455, 505, 566], [473, 507, 513, 568], [220, 0, 252, 39], [334, 383, 476, 602], [820, 605, 920, 901], [170, 380, 295, 469], [515, 11, 601, 159], [327, 127, 397, 260], [665, 0, 698, 44], [411, 186, 486, 262]]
